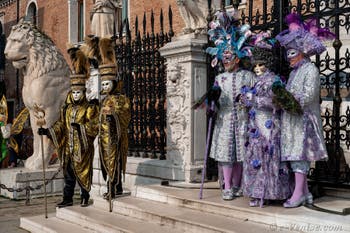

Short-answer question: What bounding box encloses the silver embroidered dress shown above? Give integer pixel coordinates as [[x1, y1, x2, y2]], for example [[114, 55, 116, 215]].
[[281, 59, 328, 162], [209, 70, 255, 163]]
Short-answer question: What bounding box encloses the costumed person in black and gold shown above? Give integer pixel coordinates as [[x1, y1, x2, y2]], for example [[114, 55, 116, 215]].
[[0, 95, 30, 168], [0, 95, 10, 168], [38, 47, 99, 207], [7, 107, 30, 168], [99, 63, 130, 199]]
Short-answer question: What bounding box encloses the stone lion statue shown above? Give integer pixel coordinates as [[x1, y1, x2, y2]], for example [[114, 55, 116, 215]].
[[4, 19, 70, 170]]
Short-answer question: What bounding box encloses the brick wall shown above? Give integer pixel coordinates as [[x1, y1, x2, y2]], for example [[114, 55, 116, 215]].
[[129, 0, 184, 37], [36, 0, 69, 64], [0, 0, 69, 104], [2, 1, 21, 103]]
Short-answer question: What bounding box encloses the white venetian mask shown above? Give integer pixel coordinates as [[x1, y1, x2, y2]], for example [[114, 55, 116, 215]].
[[286, 49, 300, 60], [101, 80, 113, 93], [72, 90, 83, 101], [254, 63, 267, 76]]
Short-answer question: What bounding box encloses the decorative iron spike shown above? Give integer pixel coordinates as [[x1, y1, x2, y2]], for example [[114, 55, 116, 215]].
[[135, 16, 138, 38], [126, 18, 131, 41], [168, 5, 174, 37], [143, 12, 146, 35], [160, 8, 164, 34], [151, 9, 155, 34]]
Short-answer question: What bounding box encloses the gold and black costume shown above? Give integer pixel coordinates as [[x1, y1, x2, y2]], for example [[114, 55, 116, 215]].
[[40, 46, 98, 207], [49, 93, 98, 191], [9, 108, 30, 156], [99, 64, 130, 197], [100, 92, 130, 182]]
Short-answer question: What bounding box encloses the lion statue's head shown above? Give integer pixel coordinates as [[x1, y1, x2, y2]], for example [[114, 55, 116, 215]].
[[5, 19, 69, 77]]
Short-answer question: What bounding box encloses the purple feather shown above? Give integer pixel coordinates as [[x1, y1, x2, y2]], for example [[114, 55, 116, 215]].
[[304, 17, 336, 39], [285, 13, 303, 27]]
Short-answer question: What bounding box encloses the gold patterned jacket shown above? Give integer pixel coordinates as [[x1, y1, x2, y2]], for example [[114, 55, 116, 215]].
[[99, 92, 130, 182], [9, 108, 30, 154], [49, 93, 99, 191]]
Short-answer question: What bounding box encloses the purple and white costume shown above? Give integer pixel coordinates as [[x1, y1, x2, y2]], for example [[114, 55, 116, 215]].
[[242, 71, 291, 200], [209, 70, 255, 163], [281, 58, 328, 168]]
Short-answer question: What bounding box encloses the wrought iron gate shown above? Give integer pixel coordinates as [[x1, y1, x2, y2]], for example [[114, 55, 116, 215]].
[[211, 0, 350, 186], [116, 7, 174, 160]]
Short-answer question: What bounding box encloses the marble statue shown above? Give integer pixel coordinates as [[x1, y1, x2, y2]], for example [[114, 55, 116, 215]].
[[177, 0, 221, 34], [91, 0, 122, 38], [4, 19, 70, 170]]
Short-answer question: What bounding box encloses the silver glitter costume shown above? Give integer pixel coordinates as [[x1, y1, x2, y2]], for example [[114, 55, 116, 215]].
[[209, 70, 255, 163], [281, 59, 328, 162]]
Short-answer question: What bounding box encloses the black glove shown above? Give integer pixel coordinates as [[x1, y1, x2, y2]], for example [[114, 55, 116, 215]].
[[207, 86, 221, 103], [106, 114, 114, 122], [206, 107, 217, 118], [89, 98, 99, 105], [38, 128, 49, 136], [71, 123, 80, 130]]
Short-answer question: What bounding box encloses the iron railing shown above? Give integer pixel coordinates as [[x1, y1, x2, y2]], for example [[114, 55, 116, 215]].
[[116, 7, 174, 160]]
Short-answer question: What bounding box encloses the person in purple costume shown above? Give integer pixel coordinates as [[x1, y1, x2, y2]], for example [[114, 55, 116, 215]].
[[276, 13, 334, 208], [241, 32, 292, 207]]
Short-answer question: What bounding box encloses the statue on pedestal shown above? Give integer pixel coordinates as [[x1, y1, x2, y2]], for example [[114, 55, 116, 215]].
[[4, 19, 70, 170], [91, 0, 122, 38], [177, 0, 221, 34], [177, 0, 208, 34]]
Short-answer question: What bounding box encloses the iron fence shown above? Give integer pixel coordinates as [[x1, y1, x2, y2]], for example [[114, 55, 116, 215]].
[[116, 7, 174, 160]]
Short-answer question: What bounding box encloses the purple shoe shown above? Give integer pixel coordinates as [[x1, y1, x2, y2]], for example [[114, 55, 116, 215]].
[[249, 199, 260, 207], [305, 192, 313, 204], [283, 196, 306, 208]]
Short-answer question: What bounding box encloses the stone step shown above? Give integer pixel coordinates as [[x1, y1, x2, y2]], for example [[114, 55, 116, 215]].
[[132, 184, 350, 232], [20, 214, 95, 233], [93, 195, 288, 233], [56, 205, 183, 233], [324, 187, 350, 199]]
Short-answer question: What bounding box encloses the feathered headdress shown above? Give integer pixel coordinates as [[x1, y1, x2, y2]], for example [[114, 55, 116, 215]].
[[67, 44, 89, 90], [67, 43, 90, 76], [206, 10, 252, 68], [98, 37, 122, 93], [250, 30, 277, 70], [81, 35, 101, 68], [276, 13, 335, 56], [99, 37, 116, 65]]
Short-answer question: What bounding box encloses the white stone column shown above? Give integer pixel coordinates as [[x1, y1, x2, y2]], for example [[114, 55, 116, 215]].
[[68, 0, 78, 43], [159, 33, 208, 183]]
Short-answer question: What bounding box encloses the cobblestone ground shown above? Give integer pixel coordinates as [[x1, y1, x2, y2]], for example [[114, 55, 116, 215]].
[[0, 195, 81, 233]]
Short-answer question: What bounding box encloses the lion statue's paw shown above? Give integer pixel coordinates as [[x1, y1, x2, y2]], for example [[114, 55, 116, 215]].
[[25, 155, 44, 170]]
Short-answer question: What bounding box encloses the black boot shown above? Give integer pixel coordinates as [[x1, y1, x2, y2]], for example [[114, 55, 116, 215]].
[[57, 198, 73, 208], [116, 183, 123, 195], [80, 197, 89, 207]]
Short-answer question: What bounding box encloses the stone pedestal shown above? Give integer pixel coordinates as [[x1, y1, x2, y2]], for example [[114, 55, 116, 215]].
[[159, 33, 208, 183], [0, 165, 65, 199]]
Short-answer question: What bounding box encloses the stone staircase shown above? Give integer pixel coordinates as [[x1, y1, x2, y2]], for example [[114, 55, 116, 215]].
[[20, 183, 350, 233]]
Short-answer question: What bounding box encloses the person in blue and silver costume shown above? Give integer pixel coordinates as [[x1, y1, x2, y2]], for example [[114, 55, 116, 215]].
[[206, 10, 255, 201]]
